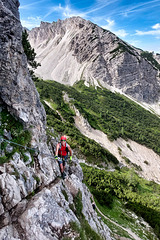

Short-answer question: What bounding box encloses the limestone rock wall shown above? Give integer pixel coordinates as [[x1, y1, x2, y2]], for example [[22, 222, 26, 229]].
[[0, 0, 45, 145], [0, 0, 59, 212], [0, 155, 112, 240]]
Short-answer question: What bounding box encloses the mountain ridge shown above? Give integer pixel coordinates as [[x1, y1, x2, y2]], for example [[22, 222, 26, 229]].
[[29, 17, 160, 107]]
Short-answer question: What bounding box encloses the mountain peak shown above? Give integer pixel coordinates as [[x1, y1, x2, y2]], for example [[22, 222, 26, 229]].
[[29, 17, 160, 105]]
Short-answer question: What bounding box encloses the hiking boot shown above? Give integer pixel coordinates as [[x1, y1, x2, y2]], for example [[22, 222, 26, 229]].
[[61, 172, 66, 179]]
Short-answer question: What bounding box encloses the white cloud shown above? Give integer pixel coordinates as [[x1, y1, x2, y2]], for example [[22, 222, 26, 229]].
[[152, 23, 160, 29], [106, 19, 115, 28], [101, 19, 128, 38], [19, 1, 46, 10], [101, 19, 115, 31], [85, 0, 118, 15], [129, 39, 141, 47], [44, 0, 119, 20], [121, 0, 160, 17], [135, 29, 160, 35], [61, 5, 86, 18], [135, 23, 160, 36], [44, 4, 86, 19], [114, 29, 128, 38], [21, 17, 42, 29]]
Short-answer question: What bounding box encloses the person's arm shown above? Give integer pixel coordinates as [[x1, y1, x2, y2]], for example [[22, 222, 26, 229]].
[[68, 144, 72, 156], [55, 143, 60, 158], [68, 145, 72, 161]]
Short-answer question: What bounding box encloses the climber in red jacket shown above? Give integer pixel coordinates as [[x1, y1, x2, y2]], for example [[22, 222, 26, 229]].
[[55, 136, 72, 179]]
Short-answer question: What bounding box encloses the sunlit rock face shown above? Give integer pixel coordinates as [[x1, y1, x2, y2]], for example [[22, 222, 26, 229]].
[[0, 0, 46, 145], [29, 17, 160, 104]]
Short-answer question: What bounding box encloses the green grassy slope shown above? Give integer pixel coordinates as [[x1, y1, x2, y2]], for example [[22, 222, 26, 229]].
[[82, 164, 160, 239], [35, 78, 160, 156]]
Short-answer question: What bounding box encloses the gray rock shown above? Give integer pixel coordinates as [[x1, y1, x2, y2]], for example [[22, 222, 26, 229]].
[[10, 199, 28, 222], [0, 173, 21, 210], [6, 144, 14, 153], [0, 196, 4, 215], [22, 152, 32, 165], [12, 152, 21, 164], [0, 166, 6, 174], [0, 0, 46, 146], [0, 225, 20, 240], [68, 157, 83, 181], [3, 129, 12, 140], [15, 174, 112, 240], [0, 149, 5, 157], [0, 212, 11, 228]]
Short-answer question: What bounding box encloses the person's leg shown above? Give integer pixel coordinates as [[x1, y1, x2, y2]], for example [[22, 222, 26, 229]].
[[62, 160, 66, 178], [63, 160, 65, 170], [59, 163, 65, 179], [63, 156, 68, 176], [59, 162, 64, 174], [64, 155, 68, 169], [58, 156, 67, 179]]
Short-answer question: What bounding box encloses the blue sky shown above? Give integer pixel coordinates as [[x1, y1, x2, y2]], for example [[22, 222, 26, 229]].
[[19, 0, 160, 53]]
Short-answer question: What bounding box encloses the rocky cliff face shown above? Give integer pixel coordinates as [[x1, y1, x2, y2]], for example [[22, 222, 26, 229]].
[[0, 150, 111, 240], [0, 0, 58, 207], [0, 1, 112, 239], [0, 0, 46, 146], [29, 17, 160, 104]]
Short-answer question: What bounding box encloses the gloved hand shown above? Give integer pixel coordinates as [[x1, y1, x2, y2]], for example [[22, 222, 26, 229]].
[[69, 156, 72, 163], [55, 155, 58, 160]]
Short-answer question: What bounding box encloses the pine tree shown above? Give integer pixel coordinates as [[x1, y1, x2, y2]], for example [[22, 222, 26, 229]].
[[22, 30, 41, 69]]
